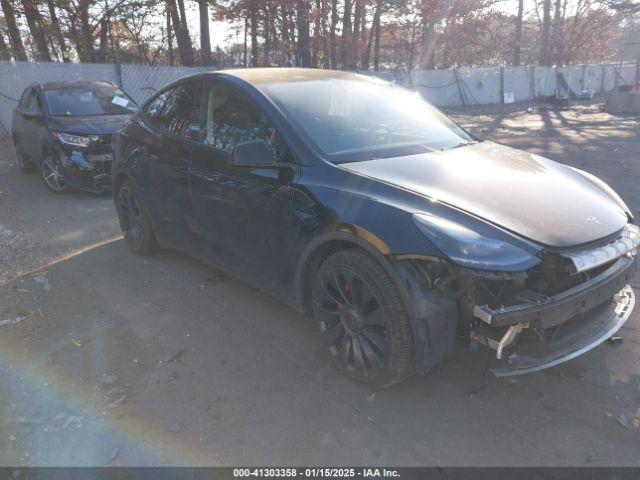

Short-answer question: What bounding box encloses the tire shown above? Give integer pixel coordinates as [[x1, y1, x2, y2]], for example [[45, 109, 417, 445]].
[[13, 139, 37, 174], [311, 249, 415, 387], [39, 150, 71, 194], [115, 179, 159, 255]]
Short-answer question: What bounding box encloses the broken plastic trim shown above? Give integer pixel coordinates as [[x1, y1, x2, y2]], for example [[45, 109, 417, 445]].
[[491, 285, 635, 377], [473, 255, 636, 327], [561, 223, 640, 274]]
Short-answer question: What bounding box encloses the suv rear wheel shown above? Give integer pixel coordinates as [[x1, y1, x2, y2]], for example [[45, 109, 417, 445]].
[[311, 249, 415, 387]]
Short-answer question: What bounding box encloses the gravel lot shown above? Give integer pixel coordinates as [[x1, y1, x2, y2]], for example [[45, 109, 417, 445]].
[[0, 103, 639, 466]]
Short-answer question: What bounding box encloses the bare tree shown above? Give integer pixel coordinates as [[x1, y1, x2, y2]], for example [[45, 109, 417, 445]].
[[296, 0, 310, 66], [540, 0, 552, 64], [199, 0, 212, 65], [341, 0, 352, 68], [0, 28, 10, 59], [329, 0, 337, 68], [46, 0, 69, 61], [1, 0, 27, 60], [167, 0, 194, 65], [513, 0, 524, 65]]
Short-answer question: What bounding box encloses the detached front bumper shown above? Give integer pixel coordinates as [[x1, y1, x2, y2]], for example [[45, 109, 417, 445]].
[[470, 255, 637, 376], [58, 148, 112, 194], [491, 285, 634, 376]]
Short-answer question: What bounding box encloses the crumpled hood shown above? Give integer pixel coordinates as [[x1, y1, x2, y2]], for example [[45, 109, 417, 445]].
[[341, 142, 628, 248], [46, 114, 132, 135]]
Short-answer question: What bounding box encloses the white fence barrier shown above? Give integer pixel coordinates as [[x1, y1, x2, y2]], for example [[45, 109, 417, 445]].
[[0, 60, 636, 134]]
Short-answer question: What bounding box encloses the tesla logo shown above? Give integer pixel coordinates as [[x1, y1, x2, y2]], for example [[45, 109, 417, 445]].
[[586, 216, 603, 225]]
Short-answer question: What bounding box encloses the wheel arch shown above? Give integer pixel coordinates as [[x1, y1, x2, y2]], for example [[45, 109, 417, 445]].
[[295, 228, 458, 375], [295, 229, 405, 318]]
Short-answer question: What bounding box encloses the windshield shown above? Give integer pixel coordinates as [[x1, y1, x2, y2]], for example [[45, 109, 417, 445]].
[[43, 86, 138, 117], [263, 77, 475, 163]]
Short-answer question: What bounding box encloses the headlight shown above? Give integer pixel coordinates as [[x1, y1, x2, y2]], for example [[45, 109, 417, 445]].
[[412, 213, 540, 271], [52, 132, 91, 148]]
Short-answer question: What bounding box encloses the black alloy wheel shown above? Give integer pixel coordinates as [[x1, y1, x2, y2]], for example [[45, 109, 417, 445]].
[[311, 249, 414, 387], [116, 180, 158, 255]]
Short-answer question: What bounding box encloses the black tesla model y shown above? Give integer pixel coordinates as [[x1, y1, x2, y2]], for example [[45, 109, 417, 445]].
[[112, 69, 638, 387], [12, 80, 137, 194]]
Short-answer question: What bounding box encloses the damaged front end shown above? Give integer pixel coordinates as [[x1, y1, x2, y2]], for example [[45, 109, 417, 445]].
[[52, 132, 113, 194], [394, 223, 639, 377]]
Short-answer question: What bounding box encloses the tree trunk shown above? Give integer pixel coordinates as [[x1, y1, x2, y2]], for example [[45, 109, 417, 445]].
[[250, 4, 258, 67], [311, 0, 321, 67], [78, 0, 95, 62], [167, 0, 194, 65], [351, 0, 361, 69], [540, 0, 551, 65], [243, 16, 248, 67], [22, 0, 52, 61], [373, 7, 381, 71], [199, 0, 211, 66], [1, 0, 27, 60], [513, 0, 523, 66], [296, 0, 310, 67], [364, 0, 381, 70], [97, 17, 108, 62], [329, 0, 337, 69], [0, 30, 10, 60], [340, 0, 352, 69], [552, 0, 563, 65], [46, 0, 69, 62], [166, 5, 174, 66], [264, 4, 271, 65]]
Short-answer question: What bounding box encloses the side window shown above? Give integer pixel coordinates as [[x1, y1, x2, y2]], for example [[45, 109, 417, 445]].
[[21, 90, 40, 114], [144, 89, 172, 128], [201, 82, 293, 163], [158, 82, 202, 140]]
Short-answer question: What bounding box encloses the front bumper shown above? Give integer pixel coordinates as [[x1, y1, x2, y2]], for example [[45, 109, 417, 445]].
[[470, 255, 637, 376], [57, 148, 112, 194], [474, 255, 636, 328], [491, 284, 634, 376]]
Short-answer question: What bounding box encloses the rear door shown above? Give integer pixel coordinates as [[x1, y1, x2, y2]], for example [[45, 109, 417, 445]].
[[141, 81, 203, 252]]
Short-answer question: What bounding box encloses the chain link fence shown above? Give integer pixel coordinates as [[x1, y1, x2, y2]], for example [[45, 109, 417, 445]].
[[0, 60, 637, 135]]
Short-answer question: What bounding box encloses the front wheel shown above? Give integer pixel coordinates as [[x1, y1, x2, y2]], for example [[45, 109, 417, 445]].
[[115, 180, 158, 255], [311, 249, 415, 387], [40, 152, 70, 194]]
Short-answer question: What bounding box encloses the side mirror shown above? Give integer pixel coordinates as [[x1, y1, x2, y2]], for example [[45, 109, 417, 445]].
[[232, 139, 274, 168], [21, 108, 42, 120]]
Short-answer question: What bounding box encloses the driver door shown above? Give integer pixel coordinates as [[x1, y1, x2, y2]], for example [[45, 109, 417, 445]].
[[188, 80, 298, 294]]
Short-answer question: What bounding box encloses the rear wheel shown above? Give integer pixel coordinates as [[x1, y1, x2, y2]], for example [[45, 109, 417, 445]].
[[40, 151, 70, 194], [311, 249, 415, 387], [116, 180, 158, 255], [14, 140, 37, 174]]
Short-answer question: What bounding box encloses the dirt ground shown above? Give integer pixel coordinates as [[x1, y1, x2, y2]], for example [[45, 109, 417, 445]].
[[0, 103, 639, 466]]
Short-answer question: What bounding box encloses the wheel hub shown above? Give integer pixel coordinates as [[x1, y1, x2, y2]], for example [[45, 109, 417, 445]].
[[339, 305, 363, 334]]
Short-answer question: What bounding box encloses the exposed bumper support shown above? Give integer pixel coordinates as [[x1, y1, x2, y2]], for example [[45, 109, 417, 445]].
[[474, 255, 637, 328], [491, 285, 635, 376]]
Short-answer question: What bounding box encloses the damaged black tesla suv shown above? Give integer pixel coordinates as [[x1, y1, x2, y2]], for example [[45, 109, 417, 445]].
[[112, 69, 638, 387], [12, 80, 137, 194]]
